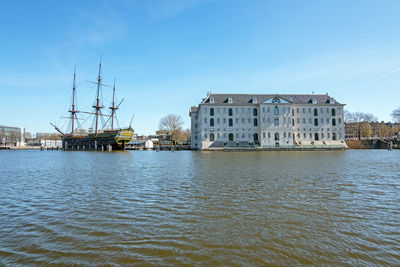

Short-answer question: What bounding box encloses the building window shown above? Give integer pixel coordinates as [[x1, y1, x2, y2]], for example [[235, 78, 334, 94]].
[[303, 108, 305, 113], [288, 132, 291, 139], [228, 97, 232, 103], [217, 118, 220, 124], [248, 118, 251, 123], [297, 118, 300, 124], [296, 108, 299, 113], [210, 133, 215, 141], [332, 118, 336, 126], [242, 118, 245, 123], [195, 123, 197, 128], [204, 118, 207, 123], [315, 133, 319, 141], [262, 107, 265, 113], [267, 107, 270, 113], [309, 108, 311, 113], [321, 133, 324, 139], [262, 117, 265, 123], [274, 132, 279, 141], [283, 107, 286, 113], [204, 133, 207, 139], [292, 119, 294, 126], [242, 133, 245, 138], [327, 133, 330, 139], [210, 108, 214, 116], [309, 118, 312, 124], [236, 118, 239, 123], [210, 97, 214, 103], [254, 118, 258, 126], [314, 118, 318, 126], [229, 118, 233, 127], [274, 118, 279, 126], [333, 132, 337, 140], [274, 106, 279, 115], [254, 133, 258, 141], [229, 133, 234, 141], [236, 133, 239, 138], [210, 118, 214, 127], [268, 132, 271, 138], [314, 108, 318, 116], [263, 132, 266, 138], [304, 133, 306, 139], [292, 108, 294, 116], [338, 118, 341, 124], [253, 108, 257, 116], [283, 132, 286, 138], [332, 108, 336, 116], [229, 108, 233, 116], [223, 118, 226, 123], [321, 118, 324, 124], [253, 97, 257, 103], [303, 118, 306, 124]]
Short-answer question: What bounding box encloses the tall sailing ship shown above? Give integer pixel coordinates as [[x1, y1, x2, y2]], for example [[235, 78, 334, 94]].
[[51, 60, 134, 151]]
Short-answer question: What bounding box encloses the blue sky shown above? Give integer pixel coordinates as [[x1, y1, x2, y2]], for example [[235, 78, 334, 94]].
[[1, 0, 400, 135]]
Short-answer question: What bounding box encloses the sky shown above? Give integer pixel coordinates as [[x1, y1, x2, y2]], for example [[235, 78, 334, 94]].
[[1, 0, 400, 135]]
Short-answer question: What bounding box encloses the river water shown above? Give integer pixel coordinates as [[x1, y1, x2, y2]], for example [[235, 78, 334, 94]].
[[0, 150, 399, 265]]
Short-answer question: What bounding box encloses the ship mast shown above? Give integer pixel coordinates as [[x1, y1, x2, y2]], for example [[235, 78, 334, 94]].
[[109, 78, 119, 130], [69, 66, 77, 136], [93, 58, 104, 134]]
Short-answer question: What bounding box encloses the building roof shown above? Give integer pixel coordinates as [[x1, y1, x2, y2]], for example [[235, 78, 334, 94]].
[[200, 94, 343, 105]]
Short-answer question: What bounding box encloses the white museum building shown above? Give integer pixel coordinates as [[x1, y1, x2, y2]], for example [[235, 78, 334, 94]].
[[189, 93, 346, 150]]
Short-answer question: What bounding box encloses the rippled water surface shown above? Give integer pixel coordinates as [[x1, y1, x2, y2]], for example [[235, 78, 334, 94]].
[[0, 150, 399, 265]]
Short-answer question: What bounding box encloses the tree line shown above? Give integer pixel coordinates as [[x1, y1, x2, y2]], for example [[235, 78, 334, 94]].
[[158, 114, 190, 144]]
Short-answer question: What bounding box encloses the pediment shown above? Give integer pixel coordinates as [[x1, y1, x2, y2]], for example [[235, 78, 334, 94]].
[[263, 96, 291, 104]]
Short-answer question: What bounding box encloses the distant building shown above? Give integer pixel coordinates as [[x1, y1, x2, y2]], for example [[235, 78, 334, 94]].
[[0, 125, 23, 146], [345, 122, 400, 140], [190, 93, 346, 150]]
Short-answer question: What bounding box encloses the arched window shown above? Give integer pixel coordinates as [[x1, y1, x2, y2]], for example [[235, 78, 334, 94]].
[[331, 108, 336, 116], [274, 106, 279, 115], [254, 133, 258, 141], [229, 133, 234, 141], [314, 108, 318, 116], [332, 132, 337, 140], [210, 133, 215, 141], [210, 108, 214, 116], [210, 118, 214, 127], [229, 118, 233, 126], [274, 132, 279, 141], [254, 118, 258, 126], [315, 133, 319, 141], [314, 118, 318, 126], [332, 118, 336, 126], [253, 108, 257, 116], [274, 118, 279, 126], [229, 108, 233, 116]]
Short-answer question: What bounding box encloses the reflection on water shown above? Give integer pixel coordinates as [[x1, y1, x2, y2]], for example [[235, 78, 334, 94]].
[[0, 150, 399, 265]]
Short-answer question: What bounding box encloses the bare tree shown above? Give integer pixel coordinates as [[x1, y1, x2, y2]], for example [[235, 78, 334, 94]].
[[359, 122, 373, 138], [183, 128, 191, 142], [391, 107, 400, 122], [344, 110, 354, 123], [344, 111, 377, 123], [159, 114, 184, 133]]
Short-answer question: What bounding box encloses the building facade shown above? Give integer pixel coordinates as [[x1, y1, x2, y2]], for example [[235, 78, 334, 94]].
[[189, 94, 346, 150], [0, 125, 23, 146]]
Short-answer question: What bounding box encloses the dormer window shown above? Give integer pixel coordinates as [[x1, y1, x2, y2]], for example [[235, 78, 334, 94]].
[[312, 97, 317, 104], [252, 97, 257, 103], [228, 97, 233, 103], [210, 97, 214, 103]]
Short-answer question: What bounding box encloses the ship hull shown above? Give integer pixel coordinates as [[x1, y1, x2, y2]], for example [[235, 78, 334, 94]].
[[62, 129, 134, 151]]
